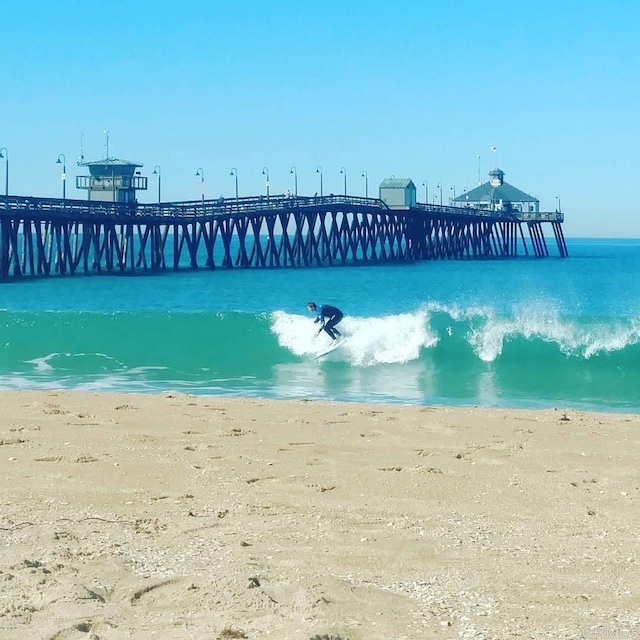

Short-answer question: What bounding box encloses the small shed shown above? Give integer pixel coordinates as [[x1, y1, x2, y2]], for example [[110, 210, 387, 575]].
[[379, 178, 416, 209]]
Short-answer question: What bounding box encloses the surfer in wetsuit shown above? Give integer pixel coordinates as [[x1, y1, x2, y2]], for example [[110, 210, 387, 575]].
[[307, 302, 343, 342]]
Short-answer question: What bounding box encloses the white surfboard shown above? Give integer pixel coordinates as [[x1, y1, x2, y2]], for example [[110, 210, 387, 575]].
[[314, 338, 347, 359]]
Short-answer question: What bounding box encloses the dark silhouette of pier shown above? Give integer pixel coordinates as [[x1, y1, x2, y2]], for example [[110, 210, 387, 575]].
[[0, 193, 567, 279]]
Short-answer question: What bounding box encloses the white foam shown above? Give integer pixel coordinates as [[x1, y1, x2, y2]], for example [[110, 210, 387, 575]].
[[271, 308, 437, 366], [24, 353, 57, 372], [26, 352, 124, 369], [463, 302, 640, 361], [271, 310, 325, 356]]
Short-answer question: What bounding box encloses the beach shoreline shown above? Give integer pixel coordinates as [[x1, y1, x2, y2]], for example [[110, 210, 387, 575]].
[[1, 390, 638, 639]]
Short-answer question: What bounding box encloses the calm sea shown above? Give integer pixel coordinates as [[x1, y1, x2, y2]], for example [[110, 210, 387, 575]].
[[1, 238, 639, 412]]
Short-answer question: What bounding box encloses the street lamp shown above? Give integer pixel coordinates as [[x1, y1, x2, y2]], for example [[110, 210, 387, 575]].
[[56, 153, 67, 200], [556, 195, 561, 213], [340, 167, 347, 196], [152, 165, 161, 206], [230, 168, 239, 207], [290, 166, 298, 196], [450, 185, 456, 203], [196, 167, 205, 206], [437, 183, 442, 205], [262, 166, 270, 200], [316, 166, 323, 197], [477, 154, 481, 185], [361, 170, 368, 198], [422, 180, 428, 204], [0, 147, 8, 198]]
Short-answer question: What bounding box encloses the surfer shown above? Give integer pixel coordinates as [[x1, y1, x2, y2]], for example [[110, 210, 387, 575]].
[[307, 302, 343, 342]]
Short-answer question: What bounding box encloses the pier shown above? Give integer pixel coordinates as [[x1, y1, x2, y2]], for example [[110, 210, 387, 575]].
[[0, 193, 567, 279]]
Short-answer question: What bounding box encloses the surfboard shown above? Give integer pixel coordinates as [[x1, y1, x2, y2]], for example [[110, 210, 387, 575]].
[[314, 338, 347, 359]]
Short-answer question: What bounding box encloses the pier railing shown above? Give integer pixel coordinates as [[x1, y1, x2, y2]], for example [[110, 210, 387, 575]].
[[1, 194, 563, 223]]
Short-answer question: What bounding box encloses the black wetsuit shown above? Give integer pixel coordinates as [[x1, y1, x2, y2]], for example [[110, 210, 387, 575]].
[[314, 304, 343, 340]]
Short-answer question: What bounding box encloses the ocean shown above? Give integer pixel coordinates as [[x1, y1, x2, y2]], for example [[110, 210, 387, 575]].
[[1, 238, 639, 412]]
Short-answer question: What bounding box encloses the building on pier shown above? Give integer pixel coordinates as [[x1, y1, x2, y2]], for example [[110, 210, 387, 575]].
[[454, 168, 539, 214], [379, 178, 417, 209], [75, 158, 148, 203]]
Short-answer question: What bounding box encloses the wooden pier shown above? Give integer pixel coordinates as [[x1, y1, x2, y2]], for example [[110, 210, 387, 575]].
[[0, 194, 567, 279]]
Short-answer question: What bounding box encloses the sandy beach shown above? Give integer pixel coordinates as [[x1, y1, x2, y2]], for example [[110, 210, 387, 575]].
[[0, 390, 638, 639]]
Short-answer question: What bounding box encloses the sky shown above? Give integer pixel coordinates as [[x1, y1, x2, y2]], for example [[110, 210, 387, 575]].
[[1, 0, 639, 237]]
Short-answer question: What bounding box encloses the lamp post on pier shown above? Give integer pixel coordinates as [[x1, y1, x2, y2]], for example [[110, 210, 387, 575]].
[[340, 167, 347, 196], [289, 166, 298, 196], [361, 170, 368, 198], [56, 154, 67, 201], [196, 167, 205, 208], [450, 185, 456, 204], [437, 183, 442, 205], [316, 166, 323, 197], [230, 168, 239, 208], [262, 166, 270, 201], [556, 195, 561, 213], [152, 165, 161, 206], [422, 180, 428, 204], [0, 147, 8, 198]]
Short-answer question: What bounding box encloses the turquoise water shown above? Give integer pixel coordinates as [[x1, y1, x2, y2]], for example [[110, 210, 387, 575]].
[[2, 238, 640, 411]]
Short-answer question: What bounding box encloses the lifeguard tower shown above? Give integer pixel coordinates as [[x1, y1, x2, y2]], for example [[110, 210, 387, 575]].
[[76, 157, 148, 203]]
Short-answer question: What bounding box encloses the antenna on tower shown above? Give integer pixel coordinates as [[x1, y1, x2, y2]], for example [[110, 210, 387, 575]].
[[104, 130, 110, 159], [77, 131, 85, 166]]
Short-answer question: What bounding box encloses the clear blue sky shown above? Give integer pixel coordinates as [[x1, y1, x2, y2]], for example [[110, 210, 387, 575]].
[[1, 0, 639, 237]]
